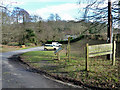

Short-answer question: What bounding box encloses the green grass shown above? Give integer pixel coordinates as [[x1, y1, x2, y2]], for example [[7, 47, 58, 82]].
[[19, 47, 35, 50], [1, 45, 40, 52], [2, 47, 20, 52], [21, 50, 119, 88]]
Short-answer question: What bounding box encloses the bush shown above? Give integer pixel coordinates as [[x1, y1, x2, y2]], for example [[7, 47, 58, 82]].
[[25, 43, 35, 46], [91, 35, 95, 39], [25, 43, 32, 46], [7, 42, 19, 46], [19, 29, 38, 45], [2, 40, 9, 45], [95, 35, 100, 40], [101, 34, 107, 40]]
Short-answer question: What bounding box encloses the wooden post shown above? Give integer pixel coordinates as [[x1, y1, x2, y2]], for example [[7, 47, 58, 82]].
[[57, 53, 60, 60], [86, 43, 89, 71], [66, 45, 68, 56], [68, 37, 71, 61], [112, 41, 116, 65]]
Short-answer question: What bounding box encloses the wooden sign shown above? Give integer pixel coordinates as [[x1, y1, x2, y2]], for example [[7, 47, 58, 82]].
[[85, 41, 116, 71], [88, 43, 113, 57], [54, 47, 63, 54], [54, 47, 63, 60]]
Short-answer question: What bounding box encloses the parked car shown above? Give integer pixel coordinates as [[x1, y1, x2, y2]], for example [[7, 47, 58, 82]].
[[44, 44, 60, 50], [52, 42, 62, 46]]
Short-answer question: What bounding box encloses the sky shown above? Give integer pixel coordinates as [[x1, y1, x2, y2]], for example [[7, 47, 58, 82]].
[[3, 0, 79, 20], [1, 0, 118, 21], [1, 0, 83, 21]]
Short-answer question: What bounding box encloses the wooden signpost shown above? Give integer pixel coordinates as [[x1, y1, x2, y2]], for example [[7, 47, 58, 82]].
[[68, 37, 71, 61], [54, 47, 63, 60], [86, 41, 116, 71]]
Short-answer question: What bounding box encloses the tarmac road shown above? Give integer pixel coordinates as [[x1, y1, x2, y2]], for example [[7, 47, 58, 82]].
[[1, 47, 82, 89]]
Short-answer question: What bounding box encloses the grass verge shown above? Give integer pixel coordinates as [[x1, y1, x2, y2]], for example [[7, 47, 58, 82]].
[[1, 46, 20, 52], [1, 45, 39, 52], [21, 50, 119, 89]]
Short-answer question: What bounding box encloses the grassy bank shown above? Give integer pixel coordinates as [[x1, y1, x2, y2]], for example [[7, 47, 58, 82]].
[[1, 45, 38, 53], [1, 45, 20, 52], [21, 50, 119, 89]]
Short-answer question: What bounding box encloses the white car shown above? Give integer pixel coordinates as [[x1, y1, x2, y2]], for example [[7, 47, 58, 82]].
[[52, 42, 62, 47], [44, 44, 60, 50]]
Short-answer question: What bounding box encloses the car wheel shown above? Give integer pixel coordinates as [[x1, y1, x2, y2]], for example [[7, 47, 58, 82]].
[[44, 48, 47, 51], [54, 48, 56, 50]]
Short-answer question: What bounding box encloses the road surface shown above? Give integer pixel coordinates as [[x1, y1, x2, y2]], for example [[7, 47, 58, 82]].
[[1, 47, 82, 89]]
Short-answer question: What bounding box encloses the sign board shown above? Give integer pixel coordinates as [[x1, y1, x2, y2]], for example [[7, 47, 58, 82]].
[[88, 43, 113, 57], [54, 47, 63, 54], [85, 41, 116, 71]]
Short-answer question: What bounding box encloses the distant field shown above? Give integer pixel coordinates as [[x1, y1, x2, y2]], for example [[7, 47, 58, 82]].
[[1, 45, 37, 53], [1, 45, 20, 53], [21, 39, 120, 89]]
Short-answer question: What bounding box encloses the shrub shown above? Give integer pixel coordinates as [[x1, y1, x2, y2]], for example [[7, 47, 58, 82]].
[[2, 40, 9, 45], [19, 29, 38, 45], [7, 42, 19, 46], [25, 43, 34, 46], [91, 35, 95, 39], [101, 34, 107, 40]]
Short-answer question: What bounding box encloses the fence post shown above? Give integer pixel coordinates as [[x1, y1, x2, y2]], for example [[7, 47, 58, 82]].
[[112, 41, 116, 65], [68, 37, 71, 61], [86, 43, 89, 71], [66, 45, 68, 56], [56, 52, 60, 60]]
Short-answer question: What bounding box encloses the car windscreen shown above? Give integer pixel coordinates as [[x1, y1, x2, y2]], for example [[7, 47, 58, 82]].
[[45, 45, 53, 47]]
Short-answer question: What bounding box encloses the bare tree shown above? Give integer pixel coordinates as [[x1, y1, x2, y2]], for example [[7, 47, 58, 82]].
[[78, 0, 119, 36], [11, 7, 30, 24], [48, 14, 55, 21], [79, 0, 119, 25], [31, 15, 42, 22], [55, 13, 61, 21]]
